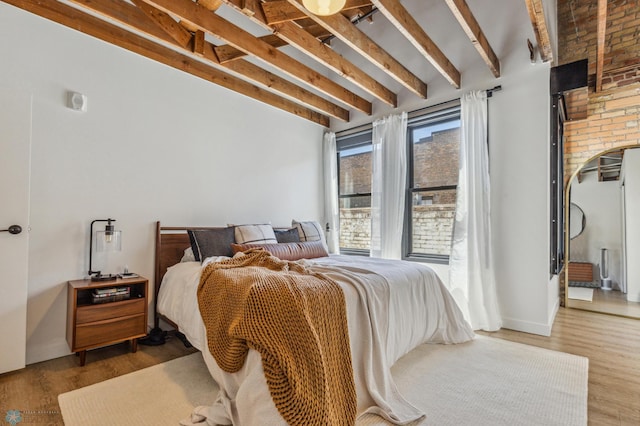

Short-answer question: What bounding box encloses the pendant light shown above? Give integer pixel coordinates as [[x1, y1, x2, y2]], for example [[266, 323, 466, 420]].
[[302, 0, 346, 16]]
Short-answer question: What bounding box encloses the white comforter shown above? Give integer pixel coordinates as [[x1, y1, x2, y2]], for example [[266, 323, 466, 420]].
[[158, 255, 474, 425]]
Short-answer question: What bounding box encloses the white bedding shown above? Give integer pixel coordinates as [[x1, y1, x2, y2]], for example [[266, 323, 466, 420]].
[[158, 255, 474, 425]]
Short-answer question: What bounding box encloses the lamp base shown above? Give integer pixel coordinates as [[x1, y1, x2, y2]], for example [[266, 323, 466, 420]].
[[91, 273, 118, 282]]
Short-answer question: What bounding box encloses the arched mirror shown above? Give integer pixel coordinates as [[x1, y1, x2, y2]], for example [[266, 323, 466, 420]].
[[565, 146, 640, 319], [568, 203, 585, 239]]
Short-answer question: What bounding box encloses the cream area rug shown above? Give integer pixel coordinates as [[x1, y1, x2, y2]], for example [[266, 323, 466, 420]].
[[568, 287, 595, 302], [58, 336, 588, 426]]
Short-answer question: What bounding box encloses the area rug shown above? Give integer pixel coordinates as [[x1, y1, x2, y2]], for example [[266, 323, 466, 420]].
[[568, 287, 594, 302], [58, 336, 588, 426]]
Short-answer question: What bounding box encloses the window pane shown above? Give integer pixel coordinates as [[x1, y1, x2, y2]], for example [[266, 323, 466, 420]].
[[339, 196, 371, 250], [413, 123, 460, 189], [411, 189, 457, 255], [339, 145, 372, 195]]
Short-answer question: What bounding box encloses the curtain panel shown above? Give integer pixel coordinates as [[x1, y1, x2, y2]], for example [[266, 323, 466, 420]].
[[370, 112, 408, 259], [449, 91, 502, 331], [323, 132, 340, 254]]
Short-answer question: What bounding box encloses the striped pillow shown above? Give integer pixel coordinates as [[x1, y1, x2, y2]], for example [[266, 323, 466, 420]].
[[292, 220, 328, 251], [234, 224, 277, 245]]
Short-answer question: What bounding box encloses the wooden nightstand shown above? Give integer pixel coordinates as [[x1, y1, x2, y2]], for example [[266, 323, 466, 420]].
[[66, 276, 148, 366]]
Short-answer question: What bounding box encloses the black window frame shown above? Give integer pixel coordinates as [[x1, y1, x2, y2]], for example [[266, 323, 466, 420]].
[[403, 105, 462, 264], [336, 101, 462, 262], [337, 130, 373, 256]]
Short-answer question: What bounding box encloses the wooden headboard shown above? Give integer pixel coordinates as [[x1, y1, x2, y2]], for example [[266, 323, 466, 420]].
[[153, 221, 224, 328]]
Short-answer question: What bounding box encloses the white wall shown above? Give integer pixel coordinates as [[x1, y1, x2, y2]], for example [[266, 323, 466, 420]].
[[570, 173, 623, 288], [0, 4, 324, 364], [623, 149, 640, 302]]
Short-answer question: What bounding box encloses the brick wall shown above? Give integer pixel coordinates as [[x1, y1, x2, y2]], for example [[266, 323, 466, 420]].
[[558, 0, 640, 179], [339, 205, 455, 254], [338, 128, 459, 251], [339, 128, 460, 195], [565, 86, 640, 178], [558, 0, 640, 74]]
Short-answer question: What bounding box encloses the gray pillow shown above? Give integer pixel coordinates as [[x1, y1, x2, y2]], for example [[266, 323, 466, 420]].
[[187, 228, 235, 262], [274, 228, 301, 243]]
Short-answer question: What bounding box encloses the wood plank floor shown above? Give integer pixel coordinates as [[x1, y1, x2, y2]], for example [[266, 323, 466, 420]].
[[0, 331, 197, 425], [1, 309, 638, 425], [567, 287, 640, 318]]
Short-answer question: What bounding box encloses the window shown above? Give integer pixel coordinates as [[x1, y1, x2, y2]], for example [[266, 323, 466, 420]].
[[405, 107, 461, 262], [337, 103, 461, 262], [338, 131, 372, 254]]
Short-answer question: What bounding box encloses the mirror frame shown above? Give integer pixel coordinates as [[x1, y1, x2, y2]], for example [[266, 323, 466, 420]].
[[563, 143, 638, 312]]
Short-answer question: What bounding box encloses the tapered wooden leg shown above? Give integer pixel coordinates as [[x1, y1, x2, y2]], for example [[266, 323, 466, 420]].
[[131, 339, 138, 353], [79, 350, 86, 366]]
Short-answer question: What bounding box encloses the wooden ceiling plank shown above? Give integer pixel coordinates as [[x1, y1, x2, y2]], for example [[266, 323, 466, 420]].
[[3, 0, 329, 126], [263, 0, 373, 25], [142, 0, 372, 115], [445, 0, 500, 78], [130, 0, 192, 48], [73, 0, 349, 121], [68, 0, 176, 43], [273, 21, 396, 106], [371, 0, 460, 88], [193, 30, 206, 56], [287, 0, 428, 98], [215, 35, 287, 63], [595, 0, 607, 93], [524, 0, 553, 62]]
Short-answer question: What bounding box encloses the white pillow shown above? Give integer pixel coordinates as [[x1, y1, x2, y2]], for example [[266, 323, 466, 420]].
[[180, 247, 196, 262], [234, 224, 277, 245], [292, 220, 328, 251]]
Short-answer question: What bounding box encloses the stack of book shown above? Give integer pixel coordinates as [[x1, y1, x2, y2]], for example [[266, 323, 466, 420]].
[[92, 286, 131, 304]]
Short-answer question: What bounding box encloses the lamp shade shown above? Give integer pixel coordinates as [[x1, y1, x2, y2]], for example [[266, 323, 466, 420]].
[[96, 229, 122, 252], [302, 0, 346, 16]]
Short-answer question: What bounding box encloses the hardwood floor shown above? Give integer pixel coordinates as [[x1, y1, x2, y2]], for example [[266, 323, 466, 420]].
[[0, 331, 197, 425], [567, 287, 640, 319], [1, 309, 638, 425]]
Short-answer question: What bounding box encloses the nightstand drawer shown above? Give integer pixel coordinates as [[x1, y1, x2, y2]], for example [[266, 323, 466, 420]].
[[76, 298, 145, 324], [75, 314, 146, 349]]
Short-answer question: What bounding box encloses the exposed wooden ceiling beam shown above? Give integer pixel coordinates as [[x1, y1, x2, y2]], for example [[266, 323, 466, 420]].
[[371, 0, 460, 88], [214, 35, 287, 63], [445, 0, 500, 78], [142, 0, 372, 115], [215, 0, 394, 106], [524, 0, 553, 62], [286, 0, 428, 98], [135, 3, 347, 120], [2, 0, 329, 126], [272, 21, 396, 106], [262, 0, 372, 25], [595, 0, 607, 92], [120, 0, 351, 121]]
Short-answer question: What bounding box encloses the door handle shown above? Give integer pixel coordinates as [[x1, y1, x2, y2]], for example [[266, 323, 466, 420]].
[[0, 225, 22, 235]]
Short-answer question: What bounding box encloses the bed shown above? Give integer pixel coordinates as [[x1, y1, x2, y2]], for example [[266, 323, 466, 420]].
[[153, 221, 474, 425]]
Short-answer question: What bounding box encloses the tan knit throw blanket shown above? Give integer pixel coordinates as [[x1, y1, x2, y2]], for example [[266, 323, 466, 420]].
[[197, 249, 356, 425]]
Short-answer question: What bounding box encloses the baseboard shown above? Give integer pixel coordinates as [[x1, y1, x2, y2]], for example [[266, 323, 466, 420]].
[[501, 316, 553, 337], [26, 338, 71, 365]]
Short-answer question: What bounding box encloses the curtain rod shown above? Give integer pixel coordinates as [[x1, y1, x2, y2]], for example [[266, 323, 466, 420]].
[[335, 85, 502, 137]]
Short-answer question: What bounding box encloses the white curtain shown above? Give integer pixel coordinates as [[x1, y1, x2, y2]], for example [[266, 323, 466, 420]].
[[370, 112, 408, 259], [323, 132, 340, 254], [449, 91, 502, 331]]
